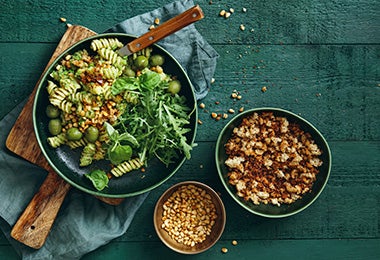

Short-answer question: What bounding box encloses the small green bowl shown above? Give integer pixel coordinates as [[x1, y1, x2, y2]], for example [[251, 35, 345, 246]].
[[215, 107, 331, 218]]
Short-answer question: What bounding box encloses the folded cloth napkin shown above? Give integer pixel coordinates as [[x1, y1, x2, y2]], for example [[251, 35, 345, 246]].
[[0, 0, 218, 259]]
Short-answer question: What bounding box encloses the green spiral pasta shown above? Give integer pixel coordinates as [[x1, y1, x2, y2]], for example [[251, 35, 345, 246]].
[[47, 133, 67, 148], [90, 38, 124, 51], [49, 88, 70, 107], [101, 66, 121, 80], [47, 80, 58, 95], [80, 143, 96, 167], [98, 48, 126, 69], [67, 138, 87, 149], [111, 158, 144, 177], [123, 91, 139, 104]]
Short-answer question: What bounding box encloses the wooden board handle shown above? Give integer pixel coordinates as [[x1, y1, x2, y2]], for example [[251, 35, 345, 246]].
[[127, 5, 204, 53], [11, 170, 71, 249]]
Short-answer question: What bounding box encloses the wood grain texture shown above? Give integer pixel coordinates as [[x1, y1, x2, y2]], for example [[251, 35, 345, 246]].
[[0, 0, 379, 259], [6, 25, 123, 250]]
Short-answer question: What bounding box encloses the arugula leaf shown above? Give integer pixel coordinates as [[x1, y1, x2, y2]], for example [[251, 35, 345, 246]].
[[85, 170, 109, 191]]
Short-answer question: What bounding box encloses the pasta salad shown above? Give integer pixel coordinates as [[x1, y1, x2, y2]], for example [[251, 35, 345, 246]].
[[44, 37, 194, 191]]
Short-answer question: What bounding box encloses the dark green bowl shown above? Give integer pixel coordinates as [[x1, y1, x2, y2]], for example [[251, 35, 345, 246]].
[[215, 107, 331, 218], [33, 33, 197, 198]]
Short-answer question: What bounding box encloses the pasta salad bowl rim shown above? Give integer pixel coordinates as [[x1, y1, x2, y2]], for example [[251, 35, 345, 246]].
[[215, 107, 331, 218], [33, 33, 198, 198]]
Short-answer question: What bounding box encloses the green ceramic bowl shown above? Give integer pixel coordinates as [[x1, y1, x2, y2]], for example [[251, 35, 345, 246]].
[[215, 107, 331, 218], [33, 33, 197, 198]]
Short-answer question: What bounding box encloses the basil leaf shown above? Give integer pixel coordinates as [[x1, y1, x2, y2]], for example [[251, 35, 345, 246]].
[[111, 76, 139, 95], [85, 170, 109, 191], [104, 122, 118, 141], [109, 144, 132, 165], [140, 70, 161, 90]]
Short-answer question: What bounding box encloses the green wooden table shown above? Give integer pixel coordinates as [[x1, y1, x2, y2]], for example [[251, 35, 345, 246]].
[[1, 0, 379, 259]]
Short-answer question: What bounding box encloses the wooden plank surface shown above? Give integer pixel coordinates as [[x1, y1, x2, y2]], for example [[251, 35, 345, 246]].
[[0, 0, 379, 259]]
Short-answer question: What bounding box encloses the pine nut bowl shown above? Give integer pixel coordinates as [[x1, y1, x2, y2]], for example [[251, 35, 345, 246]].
[[215, 107, 331, 218], [153, 181, 226, 254]]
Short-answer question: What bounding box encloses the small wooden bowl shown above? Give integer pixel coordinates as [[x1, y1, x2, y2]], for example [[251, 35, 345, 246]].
[[154, 181, 226, 254]]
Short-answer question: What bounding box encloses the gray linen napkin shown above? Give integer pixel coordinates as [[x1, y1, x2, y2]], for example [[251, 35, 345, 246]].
[[0, 0, 218, 259]]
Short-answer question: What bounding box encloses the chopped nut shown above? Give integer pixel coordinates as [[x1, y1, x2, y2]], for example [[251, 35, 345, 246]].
[[261, 86, 267, 92], [161, 184, 217, 247], [229, 8, 235, 13], [199, 103, 206, 109], [197, 119, 203, 125], [154, 17, 160, 25], [232, 240, 238, 246], [215, 101, 220, 105], [231, 93, 238, 99], [239, 107, 244, 113], [222, 113, 228, 119], [237, 95, 242, 100], [149, 24, 155, 30], [211, 112, 218, 118], [221, 247, 228, 253], [211, 78, 215, 84], [242, 7, 247, 13], [219, 10, 226, 16], [228, 109, 235, 114], [60, 17, 67, 22], [224, 12, 231, 18], [240, 24, 246, 31]]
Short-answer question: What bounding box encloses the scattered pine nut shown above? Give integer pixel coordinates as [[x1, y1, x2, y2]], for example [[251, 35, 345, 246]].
[[228, 109, 235, 114], [231, 93, 238, 99], [237, 95, 242, 100], [211, 112, 218, 118], [242, 7, 247, 13], [232, 240, 238, 246], [211, 78, 215, 84], [60, 17, 67, 22], [229, 8, 235, 13], [221, 247, 228, 253], [197, 119, 203, 125], [219, 10, 226, 16], [224, 12, 231, 18], [149, 25, 155, 30], [261, 86, 267, 92], [222, 113, 228, 119], [239, 107, 244, 113], [199, 103, 206, 109], [240, 24, 246, 31], [154, 17, 160, 25]]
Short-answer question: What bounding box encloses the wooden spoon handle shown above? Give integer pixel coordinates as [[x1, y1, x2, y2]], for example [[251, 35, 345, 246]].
[[127, 5, 204, 53], [11, 171, 71, 249]]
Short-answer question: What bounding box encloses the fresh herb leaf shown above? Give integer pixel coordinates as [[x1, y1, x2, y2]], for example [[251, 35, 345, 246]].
[[108, 144, 132, 165], [111, 76, 139, 95], [139, 70, 161, 90], [85, 169, 109, 191]]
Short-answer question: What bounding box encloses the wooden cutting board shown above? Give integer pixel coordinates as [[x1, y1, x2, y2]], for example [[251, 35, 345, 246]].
[[6, 25, 124, 249]]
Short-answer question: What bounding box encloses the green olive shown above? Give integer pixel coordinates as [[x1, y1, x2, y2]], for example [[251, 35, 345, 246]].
[[134, 55, 149, 70], [48, 119, 62, 136], [85, 126, 99, 143], [149, 54, 165, 66], [124, 67, 136, 77], [46, 105, 60, 118], [66, 127, 83, 141], [167, 80, 181, 95]]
